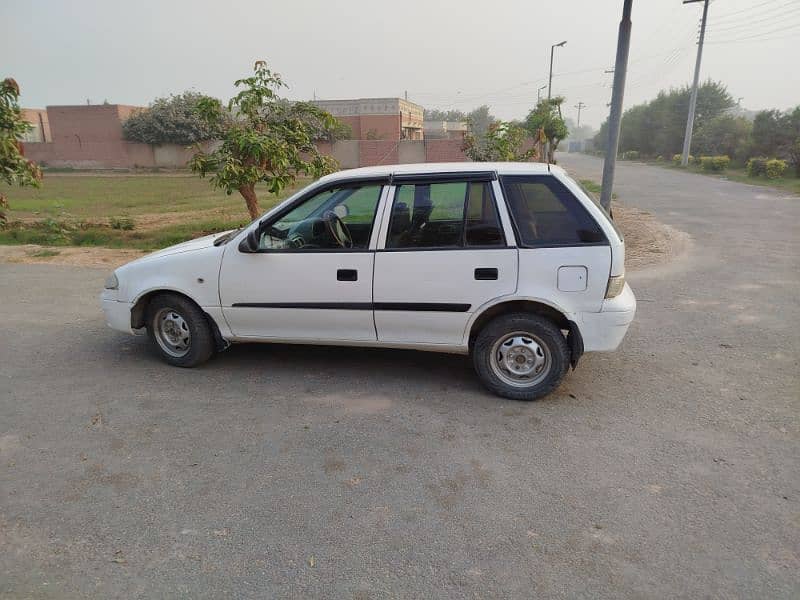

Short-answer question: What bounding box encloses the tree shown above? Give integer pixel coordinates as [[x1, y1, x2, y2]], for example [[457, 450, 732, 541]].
[[122, 92, 221, 145], [524, 97, 568, 163], [189, 61, 340, 220], [1, 78, 42, 227], [463, 121, 536, 162], [751, 106, 800, 174], [693, 114, 752, 162], [593, 80, 735, 158], [423, 108, 467, 122], [466, 105, 496, 138]]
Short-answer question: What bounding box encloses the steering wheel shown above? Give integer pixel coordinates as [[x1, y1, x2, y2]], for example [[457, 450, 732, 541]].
[[322, 211, 353, 249]]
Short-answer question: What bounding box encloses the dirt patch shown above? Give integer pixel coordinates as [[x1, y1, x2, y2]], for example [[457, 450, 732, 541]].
[[0, 201, 688, 271], [0, 245, 147, 268], [612, 202, 691, 271]]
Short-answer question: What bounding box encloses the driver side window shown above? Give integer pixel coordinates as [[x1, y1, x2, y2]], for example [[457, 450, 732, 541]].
[[259, 184, 383, 251]]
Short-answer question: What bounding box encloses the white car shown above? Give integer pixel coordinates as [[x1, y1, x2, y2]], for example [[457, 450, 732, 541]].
[[101, 162, 635, 400]]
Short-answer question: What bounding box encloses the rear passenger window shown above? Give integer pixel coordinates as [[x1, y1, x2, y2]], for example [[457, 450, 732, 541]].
[[387, 181, 504, 249], [500, 176, 606, 246]]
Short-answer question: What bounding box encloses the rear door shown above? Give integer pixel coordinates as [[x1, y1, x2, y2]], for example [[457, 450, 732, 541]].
[[372, 174, 518, 346]]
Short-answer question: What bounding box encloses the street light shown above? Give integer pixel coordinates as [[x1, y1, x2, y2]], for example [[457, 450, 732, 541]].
[[548, 40, 567, 100], [537, 85, 547, 103]]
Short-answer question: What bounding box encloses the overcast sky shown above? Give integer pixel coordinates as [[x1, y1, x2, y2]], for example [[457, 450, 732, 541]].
[[3, 0, 798, 129]]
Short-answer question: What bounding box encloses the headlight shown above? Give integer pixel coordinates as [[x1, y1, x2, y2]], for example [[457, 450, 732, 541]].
[[605, 274, 625, 299], [104, 273, 119, 290]]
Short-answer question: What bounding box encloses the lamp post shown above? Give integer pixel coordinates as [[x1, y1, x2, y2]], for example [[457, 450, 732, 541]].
[[537, 85, 547, 103], [547, 41, 567, 100]]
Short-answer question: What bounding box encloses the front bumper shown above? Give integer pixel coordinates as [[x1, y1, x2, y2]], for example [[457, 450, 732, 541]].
[[101, 293, 135, 334], [578, 283, 636, 352]]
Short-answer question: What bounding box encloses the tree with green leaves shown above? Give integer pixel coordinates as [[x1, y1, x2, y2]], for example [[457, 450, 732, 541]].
[[462, 121, 536, 162], [423, 108, 467, 122], [189, 61, 340, 220], [122, 91, 221, 145], [524, 97, 568, 163], [593, 80, 734, 157], [1, 78, 42, 227], [751, 107, 800, 175]]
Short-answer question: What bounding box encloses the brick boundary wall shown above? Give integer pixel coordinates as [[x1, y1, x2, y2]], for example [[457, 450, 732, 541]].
[[22, 138, 470, 169]]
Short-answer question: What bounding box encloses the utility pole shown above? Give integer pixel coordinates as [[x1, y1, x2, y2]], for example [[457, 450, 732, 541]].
[[575, 102, 586, 129], [681, 0, 710, 167], [600, 0, 633, 213]]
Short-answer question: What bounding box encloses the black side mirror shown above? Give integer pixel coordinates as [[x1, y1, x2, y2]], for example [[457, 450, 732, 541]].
[[238, 228, 260, 253]]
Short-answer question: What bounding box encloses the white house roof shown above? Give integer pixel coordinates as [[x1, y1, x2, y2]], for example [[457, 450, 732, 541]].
[[321, 162, 562, 183]]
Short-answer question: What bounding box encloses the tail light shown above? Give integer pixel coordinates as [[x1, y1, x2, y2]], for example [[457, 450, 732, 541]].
[[605, 274, 625, 299]]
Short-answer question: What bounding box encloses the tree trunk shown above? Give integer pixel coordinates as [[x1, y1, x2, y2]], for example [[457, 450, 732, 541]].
[[239, 184, 260, 220]]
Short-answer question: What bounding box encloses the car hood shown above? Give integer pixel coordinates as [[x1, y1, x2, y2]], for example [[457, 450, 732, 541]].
[[129, 231, 233, 265]]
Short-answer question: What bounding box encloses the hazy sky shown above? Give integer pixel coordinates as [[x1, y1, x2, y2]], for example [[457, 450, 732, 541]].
[[3, 0, 798, 129]]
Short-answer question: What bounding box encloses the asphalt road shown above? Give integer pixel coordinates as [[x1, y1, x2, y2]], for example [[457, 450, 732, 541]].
[[2, 155, 798, 599]]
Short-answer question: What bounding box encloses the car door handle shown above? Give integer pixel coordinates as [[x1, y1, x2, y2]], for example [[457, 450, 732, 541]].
[[474, 268, 498, 280], [337, 269, 358, 282]]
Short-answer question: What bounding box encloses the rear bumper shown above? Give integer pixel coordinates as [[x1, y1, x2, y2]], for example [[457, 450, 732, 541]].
[[101, 297, 135, 334], [578, 283, 636, 352]]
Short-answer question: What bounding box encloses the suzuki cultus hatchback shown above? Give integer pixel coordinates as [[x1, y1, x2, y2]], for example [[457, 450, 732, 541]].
[[102, 163, 635, 400]]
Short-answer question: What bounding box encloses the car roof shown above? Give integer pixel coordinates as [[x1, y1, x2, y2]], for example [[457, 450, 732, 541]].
[[318, 162, 565, 183]]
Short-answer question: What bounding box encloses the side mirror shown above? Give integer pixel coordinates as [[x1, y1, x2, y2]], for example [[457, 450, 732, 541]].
[[238, 228, 260, 253]]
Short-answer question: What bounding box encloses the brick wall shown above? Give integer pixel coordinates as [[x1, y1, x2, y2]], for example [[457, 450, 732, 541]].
[[424, 139, 469, 162], [358, 140, 399, 166]]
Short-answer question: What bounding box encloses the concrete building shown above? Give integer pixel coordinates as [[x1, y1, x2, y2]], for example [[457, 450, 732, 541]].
[[311, 97, 424, 140], [423, 120, 468, 140]]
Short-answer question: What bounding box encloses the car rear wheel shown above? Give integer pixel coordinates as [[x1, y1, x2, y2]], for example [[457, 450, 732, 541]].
[[472, 312, 570, 401], [145, 293, 215, 367]]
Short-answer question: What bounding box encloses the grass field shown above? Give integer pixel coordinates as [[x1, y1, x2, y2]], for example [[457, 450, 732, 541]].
[[0, 174, 310, 250], [651, 162, 800, 195]]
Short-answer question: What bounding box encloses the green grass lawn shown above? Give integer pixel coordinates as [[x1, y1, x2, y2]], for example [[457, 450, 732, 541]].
[[0, 173, 311, 250]]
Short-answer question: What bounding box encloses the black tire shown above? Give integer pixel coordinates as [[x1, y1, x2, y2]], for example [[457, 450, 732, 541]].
[[472, 312, 570, 401], [145, 293, 215, 368]]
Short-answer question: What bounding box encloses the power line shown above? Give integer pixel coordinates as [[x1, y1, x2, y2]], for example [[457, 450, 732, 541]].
[[707, 21, 800, 42], [711, 0, 794, 22]]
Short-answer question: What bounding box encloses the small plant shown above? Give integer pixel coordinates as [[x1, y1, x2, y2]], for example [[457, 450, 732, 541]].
[[672, 154, 694, 166], [746, 157, 767, 177], [655, 155, 664, 162], [765, 159, 787, 179], [621, 150, 639, 160], [700, 155, 730, 172], [28, 248, 60, 258], [110, 216, 135, 230]]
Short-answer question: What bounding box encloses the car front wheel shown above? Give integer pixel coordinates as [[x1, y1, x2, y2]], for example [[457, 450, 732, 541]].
[[145, 293, 215, 367], [472, 313, 570, 401]]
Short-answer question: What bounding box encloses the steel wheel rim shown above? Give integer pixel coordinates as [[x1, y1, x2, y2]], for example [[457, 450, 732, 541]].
[[154, 307, 191, 358], [489, 330, 551, 388]]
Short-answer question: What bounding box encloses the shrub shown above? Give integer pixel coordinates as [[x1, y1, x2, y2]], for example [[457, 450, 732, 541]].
[[110, 216, 135, 230], [700, 155, 730, 172], [765, 159, 787, 179], [746, 157, 768, 177], [672, 154, 693, 166], [656, 155, 664, 162], [621, 150, 639, 160]]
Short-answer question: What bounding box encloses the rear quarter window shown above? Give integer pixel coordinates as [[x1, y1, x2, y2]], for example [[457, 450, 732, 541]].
[[499, 175, 607, 247]]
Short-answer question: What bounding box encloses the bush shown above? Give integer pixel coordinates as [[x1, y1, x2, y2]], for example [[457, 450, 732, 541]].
[[621, 150, 639, 160], [110, 216, 135, 230], [672, 153, 693, 166], [765, 159, 787, 179], [700, 155, 730, 172], [747, 157, 768, 177]]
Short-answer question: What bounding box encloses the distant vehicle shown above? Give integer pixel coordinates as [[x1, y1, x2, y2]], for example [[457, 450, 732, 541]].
[[101, 163, 635, 400]]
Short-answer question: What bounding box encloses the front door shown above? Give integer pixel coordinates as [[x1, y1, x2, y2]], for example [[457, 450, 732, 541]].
[[220, 182, 386, 341], [373, 176, 518, 346]]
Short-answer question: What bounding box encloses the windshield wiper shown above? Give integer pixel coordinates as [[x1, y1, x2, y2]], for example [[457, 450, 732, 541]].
[[213, 228, 240, 246]]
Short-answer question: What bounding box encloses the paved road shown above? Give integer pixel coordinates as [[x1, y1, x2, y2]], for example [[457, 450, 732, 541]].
[[2, 155, 798, 598]]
